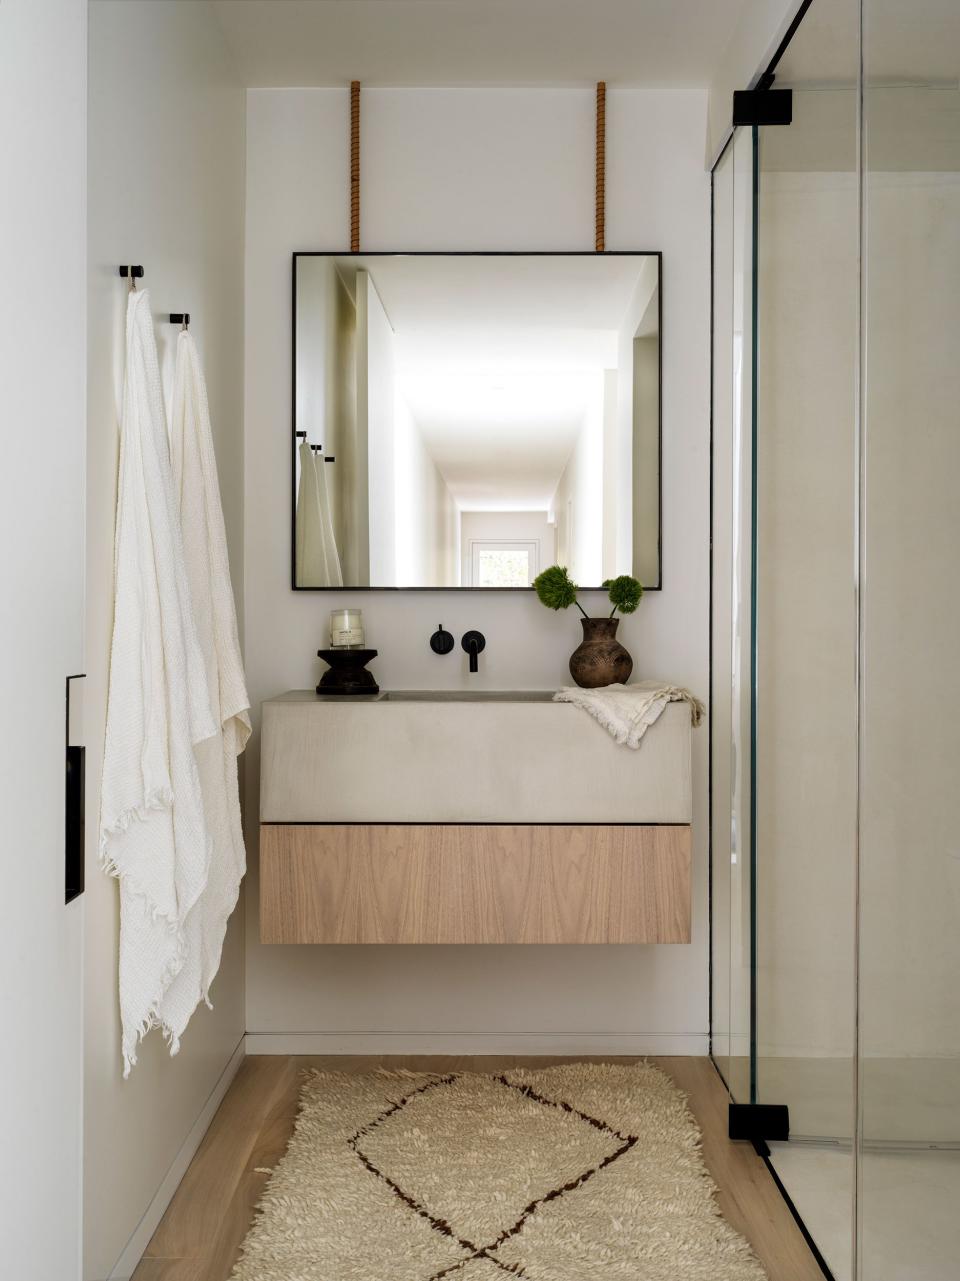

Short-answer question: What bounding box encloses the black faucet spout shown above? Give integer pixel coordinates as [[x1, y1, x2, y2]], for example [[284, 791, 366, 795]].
[[461, 630, 486, 674]]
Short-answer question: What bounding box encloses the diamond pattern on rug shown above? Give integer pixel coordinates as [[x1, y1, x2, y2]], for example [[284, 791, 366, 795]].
[[231, 1064, 771, 1281], [352, 1072, 631, 1252]]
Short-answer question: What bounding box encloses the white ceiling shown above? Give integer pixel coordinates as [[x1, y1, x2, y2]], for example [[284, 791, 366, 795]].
[[345, 252, 650, 359], [211, 0, 749, 88], [407, 368, 601, 510]]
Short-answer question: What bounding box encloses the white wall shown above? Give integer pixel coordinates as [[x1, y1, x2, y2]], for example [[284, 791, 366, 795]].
[[356, 277, 397, 586], [358, 271, 397, 585], [550, 379, 604, 585], [295, 257, 362, 582], [243, 86, 710, 1054], [631, 336, 660, 582], [0, 2, 86, 1277], [616, 263, 660, 585], [295, 257, 337, 456], [394, 393, 459, 586], [85, 4, 246, 1277], [296, 257, 348, 563]]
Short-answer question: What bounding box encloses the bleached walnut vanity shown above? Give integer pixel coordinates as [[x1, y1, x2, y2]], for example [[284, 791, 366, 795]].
[[259, 691, 692, 945]]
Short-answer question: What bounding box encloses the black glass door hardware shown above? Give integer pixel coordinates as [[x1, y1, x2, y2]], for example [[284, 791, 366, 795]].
[[728, 1102, 790, 1143], [732, 88, 793, 127]]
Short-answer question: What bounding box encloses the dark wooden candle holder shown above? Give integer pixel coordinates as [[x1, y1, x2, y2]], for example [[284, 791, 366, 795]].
[[316, 648, 380, 696]]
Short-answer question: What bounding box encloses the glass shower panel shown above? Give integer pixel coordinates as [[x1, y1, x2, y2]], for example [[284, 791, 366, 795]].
[[711, 126, 755, 1102], [728, 124, 756, 1108], [859, 2, 960, 1274], [751, 3, 861, 1274], [711, 139, 735, 1093], [714, 3, 959, 1274]]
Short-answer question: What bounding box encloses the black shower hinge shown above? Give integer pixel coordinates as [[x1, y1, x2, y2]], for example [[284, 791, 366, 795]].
[[732, 88, 793, 127], [729, 1102, 790, 1143]]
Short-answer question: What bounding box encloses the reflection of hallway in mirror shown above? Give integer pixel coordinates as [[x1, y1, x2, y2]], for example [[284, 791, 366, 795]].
[[294, 253, 661, 587]]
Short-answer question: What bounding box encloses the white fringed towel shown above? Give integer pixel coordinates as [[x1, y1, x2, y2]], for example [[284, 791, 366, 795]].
[[100, 290, 216, 1078], [166, 329, 251, 1035], [554, 681, 705, 749]]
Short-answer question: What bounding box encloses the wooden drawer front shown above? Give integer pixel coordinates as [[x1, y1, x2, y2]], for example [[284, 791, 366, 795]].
[[260, 824, 691, 945]]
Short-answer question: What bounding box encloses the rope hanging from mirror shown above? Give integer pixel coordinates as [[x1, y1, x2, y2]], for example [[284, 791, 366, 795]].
[[595, 81, 606, 252], [350, 81, 361, 252]]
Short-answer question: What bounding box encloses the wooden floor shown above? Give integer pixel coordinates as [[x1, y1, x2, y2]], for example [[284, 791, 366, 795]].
[[132, 1055, 824, 1281]]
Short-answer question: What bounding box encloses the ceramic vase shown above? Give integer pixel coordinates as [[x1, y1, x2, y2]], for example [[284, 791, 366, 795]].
[[568, 617, 633, 689]]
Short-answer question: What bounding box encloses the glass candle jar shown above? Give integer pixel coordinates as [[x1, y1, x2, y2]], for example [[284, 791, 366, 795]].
[[329, 608, 364, 649]]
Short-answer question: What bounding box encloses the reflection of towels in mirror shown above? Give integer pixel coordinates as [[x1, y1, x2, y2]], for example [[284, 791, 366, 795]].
[[316, 447, 343, 586], [296, 440, 343, 587]]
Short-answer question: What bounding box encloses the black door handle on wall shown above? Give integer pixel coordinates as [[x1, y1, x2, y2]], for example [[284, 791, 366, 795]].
[[65, 674, 85, 904]]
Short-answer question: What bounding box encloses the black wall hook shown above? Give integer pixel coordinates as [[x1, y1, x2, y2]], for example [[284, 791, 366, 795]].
[[169, 313, 190, 328], [118, 265, 144, 279]]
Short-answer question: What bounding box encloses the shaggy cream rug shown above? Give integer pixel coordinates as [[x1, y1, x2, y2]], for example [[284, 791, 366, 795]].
[[231, 1062, 768, 1280]]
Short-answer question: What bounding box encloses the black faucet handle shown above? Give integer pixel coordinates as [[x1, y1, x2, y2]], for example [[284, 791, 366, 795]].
[[430, 624, 455, 655]]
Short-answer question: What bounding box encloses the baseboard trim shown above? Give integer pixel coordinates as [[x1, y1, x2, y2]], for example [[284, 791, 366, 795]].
[[107, 1036, 246, 1281], [244, 1031, 709, 1057]]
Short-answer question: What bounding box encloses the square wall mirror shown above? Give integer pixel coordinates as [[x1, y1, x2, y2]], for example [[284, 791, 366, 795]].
[[292, 252, 661, 590]]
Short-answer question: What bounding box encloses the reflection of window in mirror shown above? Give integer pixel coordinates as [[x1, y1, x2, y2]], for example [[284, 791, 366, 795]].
[[468, 539, 540, 588], [293, 254, 661, 590]]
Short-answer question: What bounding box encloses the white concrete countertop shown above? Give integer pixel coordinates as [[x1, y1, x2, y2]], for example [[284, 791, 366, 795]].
[[260, 690, 693, 825]]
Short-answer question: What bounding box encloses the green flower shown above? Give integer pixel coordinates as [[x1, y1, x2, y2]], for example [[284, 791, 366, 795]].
[[533, 565, 588, 618], [603, 575, 644, 617]]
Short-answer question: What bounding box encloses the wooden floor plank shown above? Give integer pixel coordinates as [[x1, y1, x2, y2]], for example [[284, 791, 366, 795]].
[[132, 1054, 824, 1281], [136, 1057, 296, 1265], [127, 1260, 203, 1281], [657, 1057, 824, 1281], [196, 1171, 274, 1281]]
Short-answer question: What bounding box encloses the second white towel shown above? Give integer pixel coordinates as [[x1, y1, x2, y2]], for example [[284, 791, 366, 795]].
[[165, 328, 251, 1041]]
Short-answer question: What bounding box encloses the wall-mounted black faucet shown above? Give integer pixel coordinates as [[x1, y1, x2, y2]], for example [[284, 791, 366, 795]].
[[461, 630, 486, 674]]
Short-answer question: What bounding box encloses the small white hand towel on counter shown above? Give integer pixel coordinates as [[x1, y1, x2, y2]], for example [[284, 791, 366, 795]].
[[165, 328, 251, 1036], [100, 289, 216, 1078], [555, 681, 705, 748]]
